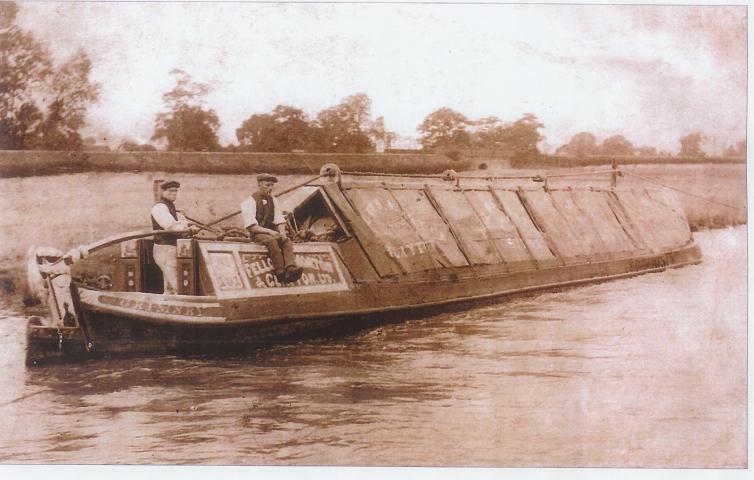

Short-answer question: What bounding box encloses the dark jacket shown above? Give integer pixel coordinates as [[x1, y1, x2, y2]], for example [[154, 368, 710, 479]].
[[251, 191, 277, 230]]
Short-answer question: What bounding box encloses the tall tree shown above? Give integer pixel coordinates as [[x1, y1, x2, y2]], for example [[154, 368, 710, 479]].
[[152, 69, 220, 151], [0, 3, 99, 150], [635, 146, 658, 156], [369, 116, 397, 150], [314, 93, 375, 153], [496, 113, 544, 158], [470, 116, 508, 149], [417, 107, 471, 150], [723, 139, 746, 158], [36, 49, 101, 150], [236, 105, 311, 152], [679, 132, 706, 157], [599, 134, 634, 156], [555, 132, 599, 157], [0, 2, 50, 149]]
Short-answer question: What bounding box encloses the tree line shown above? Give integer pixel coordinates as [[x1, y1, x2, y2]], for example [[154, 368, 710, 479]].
[[556, 131, 746, 158], [147, 70, 547, 156], [0, 2, 545, 157], [0, 2, 745, 159]]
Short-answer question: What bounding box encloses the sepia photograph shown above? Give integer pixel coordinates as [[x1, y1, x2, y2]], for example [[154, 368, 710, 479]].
[[0, 0, 747, 474]]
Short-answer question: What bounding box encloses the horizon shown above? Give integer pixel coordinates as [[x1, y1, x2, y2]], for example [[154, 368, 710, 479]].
[[16, 3, 747, 155]]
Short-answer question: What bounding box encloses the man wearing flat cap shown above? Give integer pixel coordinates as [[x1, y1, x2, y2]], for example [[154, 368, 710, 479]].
[[151, 180, 192, 295], [241, 174, 303, 284]]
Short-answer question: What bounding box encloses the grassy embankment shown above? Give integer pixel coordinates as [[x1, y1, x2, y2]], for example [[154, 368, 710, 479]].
[[0, 163, 745, 311]]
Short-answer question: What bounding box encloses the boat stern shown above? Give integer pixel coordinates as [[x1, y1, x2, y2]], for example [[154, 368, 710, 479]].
[[25, 252, 92, 365]]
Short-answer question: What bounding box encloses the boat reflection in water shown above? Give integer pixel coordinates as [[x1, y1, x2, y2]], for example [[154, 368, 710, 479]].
[[25, 163, 702, 364]]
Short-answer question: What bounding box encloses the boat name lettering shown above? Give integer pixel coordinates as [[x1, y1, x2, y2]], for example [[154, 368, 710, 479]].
[[100, 296, 208, 316]]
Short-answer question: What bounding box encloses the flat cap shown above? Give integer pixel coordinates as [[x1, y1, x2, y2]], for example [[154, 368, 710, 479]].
[[256, 173, 278, 183], [161, 180, 181, 190]]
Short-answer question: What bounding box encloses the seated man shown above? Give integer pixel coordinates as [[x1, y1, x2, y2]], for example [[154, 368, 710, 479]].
[[150, 180, 192, 295], [241, 174, 304, 284]]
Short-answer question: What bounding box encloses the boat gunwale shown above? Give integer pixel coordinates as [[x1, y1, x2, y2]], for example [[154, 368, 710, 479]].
[[77, 240, 702, 327]]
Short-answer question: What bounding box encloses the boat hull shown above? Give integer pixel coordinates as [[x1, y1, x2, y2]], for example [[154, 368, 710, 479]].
[[26, 241, 702, 364]]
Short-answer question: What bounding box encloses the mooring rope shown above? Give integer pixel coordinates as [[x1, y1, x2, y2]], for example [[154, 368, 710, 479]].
[[622, 171, 746, 211]]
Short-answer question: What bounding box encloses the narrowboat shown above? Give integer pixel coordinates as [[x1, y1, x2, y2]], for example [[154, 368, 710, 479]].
[[25, 164, 702, 364]]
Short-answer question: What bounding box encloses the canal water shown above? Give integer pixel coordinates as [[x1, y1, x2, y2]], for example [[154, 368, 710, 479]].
[[0, 227, 746, 467]]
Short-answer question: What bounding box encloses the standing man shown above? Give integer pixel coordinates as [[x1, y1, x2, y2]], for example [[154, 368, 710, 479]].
[[242, 174, 303, 284], [151, 180, 192, 295]]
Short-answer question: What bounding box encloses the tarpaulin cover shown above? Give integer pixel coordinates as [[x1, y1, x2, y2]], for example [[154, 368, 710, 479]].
[[390, 189, 468, 267], [643, 188, 692, 248], [568, 191, 637, 255], [464, 190, 533, 263], [317, 180, 692, 278], [611, 190, 671, 253], [549, 191, 607, 257], [429, 189, 502, 265], [491, 190, 557, 263], [636, 189, 680, 250], [345, 188, 439, 272], [520, 190, 590, 259], [603, 191, 651, 253]]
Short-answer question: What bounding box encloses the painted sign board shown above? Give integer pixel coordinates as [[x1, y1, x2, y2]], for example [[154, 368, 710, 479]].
[[197, 241, 350, 298]]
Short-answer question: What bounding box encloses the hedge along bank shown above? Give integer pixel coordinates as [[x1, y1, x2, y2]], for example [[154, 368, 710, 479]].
[[0, 150, 471, 177]]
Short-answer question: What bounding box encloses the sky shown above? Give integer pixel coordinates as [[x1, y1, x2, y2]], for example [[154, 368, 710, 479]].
[[16, 2, 747, 154]]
